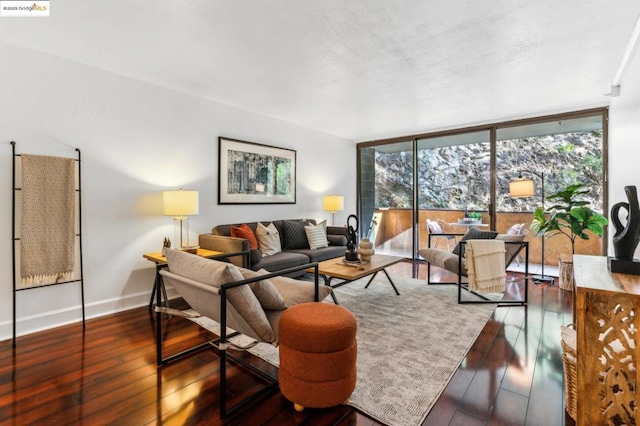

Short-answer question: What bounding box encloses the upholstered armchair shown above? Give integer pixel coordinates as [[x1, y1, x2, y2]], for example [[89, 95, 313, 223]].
[[418, 228, 529, 305]]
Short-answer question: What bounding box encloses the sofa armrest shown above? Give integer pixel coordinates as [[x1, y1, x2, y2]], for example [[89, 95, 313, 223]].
[[327, 226, 348, 237], [199, 234, 250, 268], [327, 226, 348, 246]]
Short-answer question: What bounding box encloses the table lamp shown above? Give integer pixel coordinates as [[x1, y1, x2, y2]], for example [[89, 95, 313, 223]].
[[323, 195, 344, 226], [163, 188, 199, 251]]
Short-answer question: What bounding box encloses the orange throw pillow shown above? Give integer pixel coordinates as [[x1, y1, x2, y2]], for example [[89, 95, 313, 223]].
[[231, 224, 259, 249]]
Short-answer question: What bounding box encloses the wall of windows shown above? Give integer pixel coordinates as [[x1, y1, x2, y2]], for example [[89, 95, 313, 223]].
[[357, 108, 607, 263]]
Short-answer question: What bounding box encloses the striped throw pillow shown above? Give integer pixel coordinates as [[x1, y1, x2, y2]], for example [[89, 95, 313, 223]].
[[304, 224, 329, 250]]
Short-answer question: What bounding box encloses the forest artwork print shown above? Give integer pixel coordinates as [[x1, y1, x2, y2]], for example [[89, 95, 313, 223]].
[[218, 137, 296, 204]]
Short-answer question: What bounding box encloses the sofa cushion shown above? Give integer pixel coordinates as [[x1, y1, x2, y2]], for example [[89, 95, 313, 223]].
[[268, 274, 333, 306], [239, 267, 288, 311], [253, 251, 310, 272], [305, 223, 329, 249], [231, 223, 259, 249], [452, 229, 499, 257], [282, 220, 310, 250], [164, 249, 275, 342], [288, 246, 346, 263], [255, 222, 282, 256]]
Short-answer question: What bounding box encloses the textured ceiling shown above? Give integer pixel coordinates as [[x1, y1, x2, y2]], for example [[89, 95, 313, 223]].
[[1, 1, 639, 141]]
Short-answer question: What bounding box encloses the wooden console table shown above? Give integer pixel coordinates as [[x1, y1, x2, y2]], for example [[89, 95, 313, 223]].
[[574, 255, 638, 424]]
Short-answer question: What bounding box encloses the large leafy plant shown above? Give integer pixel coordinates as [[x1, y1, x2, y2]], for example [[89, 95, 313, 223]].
[[530, 184, 608, 254]]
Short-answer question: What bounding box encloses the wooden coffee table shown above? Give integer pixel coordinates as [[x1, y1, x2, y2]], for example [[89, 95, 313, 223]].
[[310, 254, 404, 304]]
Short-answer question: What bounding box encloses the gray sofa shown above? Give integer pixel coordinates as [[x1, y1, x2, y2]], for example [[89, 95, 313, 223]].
[[199, 219, 348, 277]]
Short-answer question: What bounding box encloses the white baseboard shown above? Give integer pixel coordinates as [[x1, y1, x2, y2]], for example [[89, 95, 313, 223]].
[[0, 287, 179, 342]]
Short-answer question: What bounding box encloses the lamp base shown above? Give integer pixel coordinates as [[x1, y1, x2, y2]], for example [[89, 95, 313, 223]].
[[608, 257, 640, 275], [178, 245, 199, 254], [532, 274, 554, 285]]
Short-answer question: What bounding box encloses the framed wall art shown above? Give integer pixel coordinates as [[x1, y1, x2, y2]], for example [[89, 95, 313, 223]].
[[218, 137, 296, 204]]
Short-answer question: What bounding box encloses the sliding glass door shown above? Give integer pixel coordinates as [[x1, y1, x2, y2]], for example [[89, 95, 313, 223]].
[[358, 108, 607, 265], [496, 116, 605, 268], [358, 141, 414, 257], [416, 130, 491, 252]]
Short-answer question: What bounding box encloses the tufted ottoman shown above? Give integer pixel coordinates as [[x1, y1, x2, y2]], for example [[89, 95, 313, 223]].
[[278, 302, 357, 411]]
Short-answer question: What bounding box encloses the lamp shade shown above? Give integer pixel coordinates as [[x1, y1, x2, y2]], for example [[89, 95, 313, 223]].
[[509, 178, 535, 198], [163, 189, 199, 216], [323, 195, 344, 213]]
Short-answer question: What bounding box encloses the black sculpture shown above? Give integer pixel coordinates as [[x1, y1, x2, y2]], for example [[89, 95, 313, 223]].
[[345, 214, 359, 262], [609, 185, 640, 273]]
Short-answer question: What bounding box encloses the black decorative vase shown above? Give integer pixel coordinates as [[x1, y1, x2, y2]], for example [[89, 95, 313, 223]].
[[345, 214, 360, 262], [608, 185, 640, 274]]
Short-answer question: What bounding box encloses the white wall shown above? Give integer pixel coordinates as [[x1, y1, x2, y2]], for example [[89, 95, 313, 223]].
[[0, 42, 356, 340], [608, 48, 640, 257]]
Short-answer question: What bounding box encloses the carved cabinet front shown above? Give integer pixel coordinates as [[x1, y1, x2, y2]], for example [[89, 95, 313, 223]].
[[574, 255, 638, 425]]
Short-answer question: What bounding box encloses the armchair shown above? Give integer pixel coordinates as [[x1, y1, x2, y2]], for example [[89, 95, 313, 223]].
[[418, 231, 529, 306], [426, 219, 457, 251], [156, 248, 332, 419]]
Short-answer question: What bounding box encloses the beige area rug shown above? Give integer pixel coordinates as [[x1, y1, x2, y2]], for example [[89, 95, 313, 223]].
[[189, 276, 498, 426]]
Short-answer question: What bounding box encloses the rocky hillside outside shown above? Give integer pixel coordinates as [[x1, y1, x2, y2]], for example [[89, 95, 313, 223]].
[[374, 131, 604, 213]]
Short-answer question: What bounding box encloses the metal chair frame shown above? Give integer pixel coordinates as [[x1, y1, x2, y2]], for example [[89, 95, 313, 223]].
[[424, 233, 529, 306], [155, 262, 321, 419]]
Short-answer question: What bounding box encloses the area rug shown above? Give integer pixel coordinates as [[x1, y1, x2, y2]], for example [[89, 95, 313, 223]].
[[189, 276, 497, 426]]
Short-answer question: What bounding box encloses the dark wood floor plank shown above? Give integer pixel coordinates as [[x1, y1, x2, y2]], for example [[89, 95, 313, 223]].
[[0, 261, 573, 425], [488, 388, 529, 425], [499, 323, 541, 398]]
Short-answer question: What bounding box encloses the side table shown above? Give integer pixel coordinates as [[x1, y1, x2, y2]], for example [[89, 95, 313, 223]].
[[143, 248, 224, 312]]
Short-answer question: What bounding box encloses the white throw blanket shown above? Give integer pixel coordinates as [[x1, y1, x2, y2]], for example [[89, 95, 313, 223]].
[[464, 239, 506, 293]]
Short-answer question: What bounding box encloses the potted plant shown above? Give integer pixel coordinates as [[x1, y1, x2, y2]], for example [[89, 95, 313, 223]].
[[469, 211, 482, 221], [530, 184, 608, 289]]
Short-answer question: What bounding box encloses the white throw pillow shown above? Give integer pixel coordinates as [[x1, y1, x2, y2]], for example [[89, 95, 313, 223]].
[[255, 222, 282, 256], [305, 224, 329, 249], [239, 267, 288, 311], [269, 274, 333, 305]]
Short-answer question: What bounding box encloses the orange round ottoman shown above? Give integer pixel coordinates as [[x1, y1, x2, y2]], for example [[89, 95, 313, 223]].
[[278, 302, 357, 411]]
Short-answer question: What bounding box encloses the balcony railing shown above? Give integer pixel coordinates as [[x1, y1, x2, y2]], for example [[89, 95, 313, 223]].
[[370, 208, 604, 266]]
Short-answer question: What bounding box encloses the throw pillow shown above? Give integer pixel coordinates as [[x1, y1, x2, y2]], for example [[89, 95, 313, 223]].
[[239, 267, 288, 311], [164, 249, 274, 342], [427, 219, 443, 234], [268, 274, 333, 306], [282, 220, 310, 250], [305, 224, 329, 249], [452, 228, 499, 257], [255, 222, 282, 256], [496, 233, 526, 266], [230, 223, 259, 249]]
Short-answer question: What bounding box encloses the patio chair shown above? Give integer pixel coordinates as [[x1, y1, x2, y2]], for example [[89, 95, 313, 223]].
[[426, 219, 457, 251]]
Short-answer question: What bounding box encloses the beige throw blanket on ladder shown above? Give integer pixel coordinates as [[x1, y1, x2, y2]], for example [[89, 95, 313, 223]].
[[21, 154, 76, 287], [464, 239, 506, 294]]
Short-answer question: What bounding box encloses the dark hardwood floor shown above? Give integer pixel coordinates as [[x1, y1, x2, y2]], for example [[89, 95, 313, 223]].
[[0, 261, 575, 425]]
